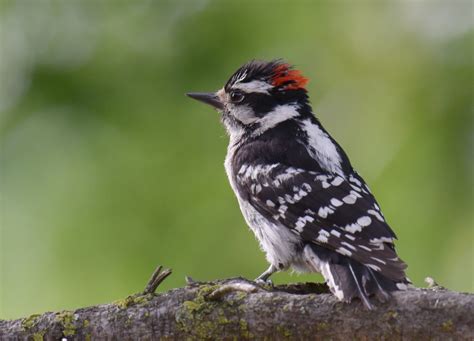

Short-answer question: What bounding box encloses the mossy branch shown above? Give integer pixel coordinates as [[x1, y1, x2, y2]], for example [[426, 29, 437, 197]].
[[1, 268, 473, 340]]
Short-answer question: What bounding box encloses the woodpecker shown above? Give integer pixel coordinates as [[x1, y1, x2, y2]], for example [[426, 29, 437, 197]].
[[187, 60, 409, 309]]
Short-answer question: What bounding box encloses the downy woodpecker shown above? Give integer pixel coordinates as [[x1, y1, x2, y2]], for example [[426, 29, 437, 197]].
[[187, 60, 409, 309]]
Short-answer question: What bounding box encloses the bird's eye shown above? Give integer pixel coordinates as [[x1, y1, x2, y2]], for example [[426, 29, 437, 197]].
[[230, 91, 244, 103]]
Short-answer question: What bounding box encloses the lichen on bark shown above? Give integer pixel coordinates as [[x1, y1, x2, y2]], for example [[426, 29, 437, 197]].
[[1, 278, 473, 340]]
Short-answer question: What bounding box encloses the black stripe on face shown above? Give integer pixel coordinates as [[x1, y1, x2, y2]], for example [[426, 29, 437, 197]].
[[237, 88, 310, 118], [241, 92, 278, 118]]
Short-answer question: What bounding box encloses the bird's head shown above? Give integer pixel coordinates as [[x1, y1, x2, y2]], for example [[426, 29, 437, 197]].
[[187, 60, 311, 137]]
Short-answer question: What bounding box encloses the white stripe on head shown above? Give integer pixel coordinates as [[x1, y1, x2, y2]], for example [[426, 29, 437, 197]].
[[255, 104, 300, 134], [232, 80, 273, 94], [232, 70, 248, 84]]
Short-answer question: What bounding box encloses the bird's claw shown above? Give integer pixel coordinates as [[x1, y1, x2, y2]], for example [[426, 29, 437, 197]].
[[255, 278, 273, 287]]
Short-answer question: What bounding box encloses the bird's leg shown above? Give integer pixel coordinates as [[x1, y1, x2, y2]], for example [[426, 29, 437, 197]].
[[255, 264, 277, 285]]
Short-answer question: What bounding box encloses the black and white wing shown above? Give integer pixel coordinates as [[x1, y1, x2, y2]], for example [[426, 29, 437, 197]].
[[235, 163, 407, 281]]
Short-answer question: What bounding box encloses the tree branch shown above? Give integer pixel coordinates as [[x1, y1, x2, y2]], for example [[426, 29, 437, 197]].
[[1, 274, 472, 340]]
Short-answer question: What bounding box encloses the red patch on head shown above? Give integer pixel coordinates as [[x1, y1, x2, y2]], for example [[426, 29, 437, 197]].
[[271, 64, 309, 90]]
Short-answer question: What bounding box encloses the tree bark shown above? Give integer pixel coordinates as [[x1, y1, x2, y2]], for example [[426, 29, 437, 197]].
[[1, 277, 472, 340]]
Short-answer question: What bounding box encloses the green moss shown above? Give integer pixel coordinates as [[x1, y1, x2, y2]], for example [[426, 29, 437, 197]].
[[85, 334, 92, 341], [125, 317, 133, 327], [197, 284, 221, 297], [233, 291, 248, 301], [441, 320, 454, 333], [217, 314, 230, 325], [238, 319, 254, 339], [239, 319, 248, 331], [182, 300, 201, 313], [21, 314, 40, 330], [22, 315, 46, 340], [385, 310, 398, 320], [113, 297, 129, 309], [176, 283, 241, 339], [277, 325, 292, 338], [55, 311, 76, 336], [32, 332, 44, 341], [114, 294, 152, 309], [83, 319, 90, 328], [316, 322, 329, 331]]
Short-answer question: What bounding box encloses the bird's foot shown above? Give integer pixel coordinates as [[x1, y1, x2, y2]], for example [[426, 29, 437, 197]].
[[255, 278, 273, 286], [208, 279, 261, 301]]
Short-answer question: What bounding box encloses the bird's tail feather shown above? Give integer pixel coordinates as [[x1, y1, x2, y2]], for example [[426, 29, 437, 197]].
[[304, 244, 409, 310]]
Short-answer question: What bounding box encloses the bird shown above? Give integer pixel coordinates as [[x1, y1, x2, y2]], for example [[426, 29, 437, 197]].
[[186, 59, 409, 309]]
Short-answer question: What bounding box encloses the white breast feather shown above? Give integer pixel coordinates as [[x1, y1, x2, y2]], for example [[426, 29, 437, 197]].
[[224, 143, 300, 269], [238, 200, 300, 268]]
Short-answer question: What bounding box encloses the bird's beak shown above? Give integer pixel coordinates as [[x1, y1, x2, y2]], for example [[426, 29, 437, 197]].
[[186, 92, 223, 110]]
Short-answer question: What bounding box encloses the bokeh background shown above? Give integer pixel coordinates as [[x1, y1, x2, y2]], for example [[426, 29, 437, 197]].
[[1, 0, 473, 319]]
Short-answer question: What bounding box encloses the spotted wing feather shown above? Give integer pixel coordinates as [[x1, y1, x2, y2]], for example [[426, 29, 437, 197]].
[[235, 163, 407, 281]]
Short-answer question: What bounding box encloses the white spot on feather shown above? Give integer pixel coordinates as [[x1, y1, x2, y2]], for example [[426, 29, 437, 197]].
[[316, 229, 330, 243], [368, 209, 384, 222], [370, 257, 387, 265], [337, 247, 352, 256], [358, 244, 372, 252], [345, 222, 362, 233], [349, 175, 362, 186], [317, 235, 328, 243], [370, 237, 394, 244], [266, 200, 275, 207], [284, 194, 295, 204], [342, 193, 357, 204], [357, 216, 372, 227], [366, 264, 381, 272], [341, 241, 357, 251], [350, 184, 362, 193], [331, 176, 344, 186], [318, 206, 334, 218], [294, 215, 314, 232], [278, 205, 288, 216], [251, 165, 262, 180]]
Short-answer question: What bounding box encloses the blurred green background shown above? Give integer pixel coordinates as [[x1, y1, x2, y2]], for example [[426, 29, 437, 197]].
[[1, 0, 473, 319]]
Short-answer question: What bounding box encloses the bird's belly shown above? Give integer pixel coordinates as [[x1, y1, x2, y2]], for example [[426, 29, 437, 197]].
[[238, 199, 301, 269]]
